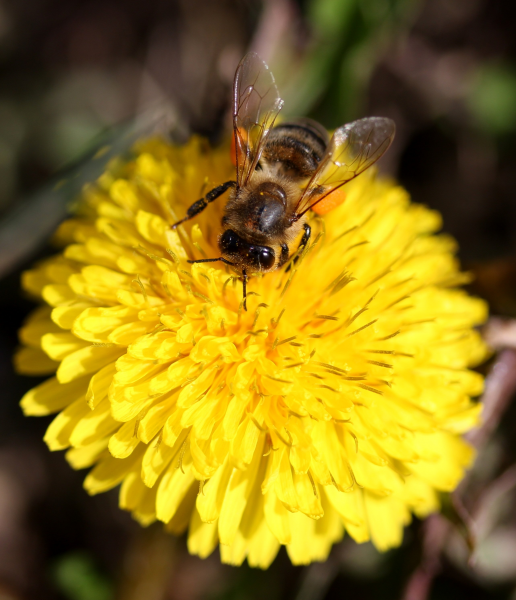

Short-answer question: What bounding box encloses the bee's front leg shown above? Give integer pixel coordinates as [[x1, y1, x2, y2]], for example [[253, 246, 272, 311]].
[[172, 180, 236, 228]]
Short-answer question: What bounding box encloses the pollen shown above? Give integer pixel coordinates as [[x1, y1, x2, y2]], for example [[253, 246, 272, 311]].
[[16, 136, 488, 567]]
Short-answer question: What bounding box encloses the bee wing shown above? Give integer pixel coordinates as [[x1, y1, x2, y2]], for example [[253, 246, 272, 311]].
[[233, 52, 284, 187], [293, 117, 396, 217]]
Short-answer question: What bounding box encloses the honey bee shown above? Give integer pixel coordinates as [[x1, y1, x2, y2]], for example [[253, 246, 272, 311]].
[[172, 52, 395, 309]]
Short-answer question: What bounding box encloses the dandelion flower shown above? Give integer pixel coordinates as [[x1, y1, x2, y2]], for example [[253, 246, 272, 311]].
[[17, 136, 487, 567]]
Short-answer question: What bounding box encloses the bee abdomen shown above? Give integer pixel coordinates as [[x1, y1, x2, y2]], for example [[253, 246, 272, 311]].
[[263, 121, 329, 178]]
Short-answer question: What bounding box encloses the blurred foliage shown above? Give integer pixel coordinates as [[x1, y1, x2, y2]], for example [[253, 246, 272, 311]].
[[468, 63, 516, 135], [53, 552, 113, 600], [280, 0, 419, 124]]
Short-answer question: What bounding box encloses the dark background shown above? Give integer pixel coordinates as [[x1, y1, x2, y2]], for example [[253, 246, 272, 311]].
[[1, 0, 516, 598]]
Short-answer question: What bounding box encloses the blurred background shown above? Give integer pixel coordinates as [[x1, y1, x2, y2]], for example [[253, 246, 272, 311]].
[[1, 0, 516, 598]]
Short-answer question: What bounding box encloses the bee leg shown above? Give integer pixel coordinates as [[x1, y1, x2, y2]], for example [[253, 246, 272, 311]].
[[172, 180, 236, 228], [286, 223, 311, 272], [299, 223, 312, 251], [242, 269, 248, 311], [188, 258, 247, 311]]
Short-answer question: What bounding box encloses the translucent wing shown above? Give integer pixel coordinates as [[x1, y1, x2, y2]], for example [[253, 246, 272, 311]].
[[233, 52, 284, 187], [293, 117, 396, 218]]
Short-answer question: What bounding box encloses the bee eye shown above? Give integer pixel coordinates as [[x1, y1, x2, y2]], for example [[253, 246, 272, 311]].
[[256, 246, 275, 270], [219, 230, 240, 254]]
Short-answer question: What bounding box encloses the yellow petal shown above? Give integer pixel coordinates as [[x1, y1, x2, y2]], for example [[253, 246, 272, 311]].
[[57, 345, 124, 383], [135, 210, 169, 247], [138, 400, 177, 444], [84, 445, 145, 495], [190, 436, 218, 479], [141, 435, 182, 488], [109, 421, 140, 458], [130, 484, 158, 526], [15, 346, 59, 375], [166, 484, 197, 535], [196, 460, 232, 524], [155, 450, 195, 523], [263, 489, 291, 545], [286, 503, 343, 565], [41, 332, 89, 361], [312, 421, 354, 491], [218, 436, 265, 545], [187, 510, 219, 559], [44, 397, 91, 451], [325, 485, 366, 530], [86, 362, 117, 409], [110, 179, 140, 213], [73, 306, 137, 343], [291, 471, 324, 518], [22, 266, 51, 297], [364, 491, 410, 551], [220, 529, 247, 566], [19, 307, 61, 347], [108, 321, 156, 345], [409, 431, 474, 491], [120, 469, 147, 511], [69, 397, 119, 448], [246, 519, 281, 569], [51, 302, 93, 330], [42, 283, 76, 307], [66, 438, 108, 469], [21, 376, 89, 416]]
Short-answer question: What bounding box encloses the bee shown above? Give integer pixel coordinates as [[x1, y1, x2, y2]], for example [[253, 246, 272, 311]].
[[172, 52, 395, 309]]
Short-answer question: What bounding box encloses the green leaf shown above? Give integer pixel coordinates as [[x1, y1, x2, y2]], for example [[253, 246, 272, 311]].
[[468, 64, 516, 135], [52, 552, 113, 600]]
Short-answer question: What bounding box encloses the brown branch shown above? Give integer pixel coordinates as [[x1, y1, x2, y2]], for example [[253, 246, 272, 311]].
[[466, 348, 516, 449], [401, 515, 450, 600], [402, 323, 516, 600]]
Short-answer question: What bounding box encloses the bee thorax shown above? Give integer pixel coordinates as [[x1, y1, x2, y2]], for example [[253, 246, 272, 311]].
[[249, 181, 288, 234]]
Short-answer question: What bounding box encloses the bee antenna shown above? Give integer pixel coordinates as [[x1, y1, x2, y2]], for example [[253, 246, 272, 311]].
[[187, 257, 235, 266]]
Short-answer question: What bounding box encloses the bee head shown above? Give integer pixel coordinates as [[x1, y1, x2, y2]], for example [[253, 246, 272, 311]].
[[219, 229, 276, 272]]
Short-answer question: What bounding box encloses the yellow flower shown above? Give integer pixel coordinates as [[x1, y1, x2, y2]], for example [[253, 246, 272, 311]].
[[17, 136, 487, 567]]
